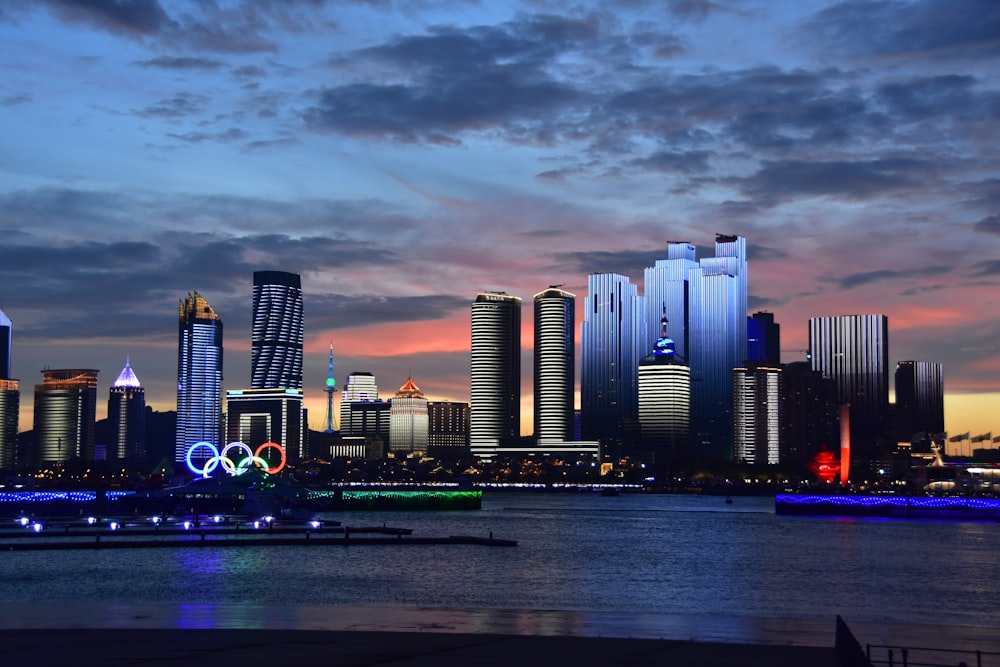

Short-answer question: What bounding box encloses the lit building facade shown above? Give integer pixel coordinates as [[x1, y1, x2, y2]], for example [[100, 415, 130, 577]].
[[637, 309, 690, 463], [427, 401, 470, 452], [470, 292, 521, 458], [808, 314, 890, 461], [644, 243, 697, 362], [534, 287, 575, 444], [251, 270, 303, 390], [389, 376, 429, 454], [894, 360, 944, 445], [0, 307, 10, 380], [580, 273, 644, 446], [108, 358, 146, 460], [32, 369, 99, 465], [226, 388, 304, 460], [340, 372, 379, 436], [733, 362, 781, 465], [176, 292, 224, 462], [0, 379, 18, 469]]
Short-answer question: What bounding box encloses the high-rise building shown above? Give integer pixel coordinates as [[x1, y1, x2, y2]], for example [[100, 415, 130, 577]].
[[427, 401, 470, 452], [644, 243, 697, 362], [533, 287, 575, 444], [580, 273, 644, 446], [808, 314, 890, 461], [0, 307, 10, 380], [226, 388, 304, 460], [0, 308, 17, 469], [747, 311, 781, 365], [108, 358, 146, 460], [686, 234, 747, 460], [251, 271, 304, 390], [733, 362, 782, 465], [32, 369, 99, 465], [176, 292, 224, 463], [390, 376, 428, 454], [780, 361, 840, 465], [637, 308, 690, 463], [470, 292, 521, 458], [340, 371, 378, 435], [894, 361, 944, 447]]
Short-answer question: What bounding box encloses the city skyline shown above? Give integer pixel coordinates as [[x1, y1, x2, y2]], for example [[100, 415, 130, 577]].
[[1, 1, 998, 439]]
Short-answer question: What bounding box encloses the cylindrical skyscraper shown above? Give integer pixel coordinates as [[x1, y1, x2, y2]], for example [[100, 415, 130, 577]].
[[470, 291, 521, 458], [533, 287, 575, 444], [251, 270, 304, 390]]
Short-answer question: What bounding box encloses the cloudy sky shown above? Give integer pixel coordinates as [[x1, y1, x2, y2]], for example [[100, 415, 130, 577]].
[[1, 0, 998, 442]]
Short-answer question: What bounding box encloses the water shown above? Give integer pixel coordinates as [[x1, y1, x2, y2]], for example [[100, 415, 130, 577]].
[[1, 492, 997, 630]]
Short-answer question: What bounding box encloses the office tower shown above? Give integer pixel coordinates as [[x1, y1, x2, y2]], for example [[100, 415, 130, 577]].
[[340, 371, 379, 436], [637, 308, 690, 463], [747, 311, 781, 365], [225, 388, 304, 460], [733, 362, 782, 465], [644, 243, 697, 361], [470, 292, 521, 458], [686, 234, 747, 460], [108, 358, 146, 460], [0, 307, 10, 380], [32, 369, 99, 465], [176, 292, 224, 463], [894, 361, 944, 447], [345, 400, 391, 441], [534, 287, 575, 444], [0, 308, 16, 469], [780, 361, 839, 465], [580, 273, 644, 446], [324, 342, 336, 432], [251, 271, 304, 390], [427, 401, 470, 452], [808, 314, 890, 461], [390, 376, 429, 454]]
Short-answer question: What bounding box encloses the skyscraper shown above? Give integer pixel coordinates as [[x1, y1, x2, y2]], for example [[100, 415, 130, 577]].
[[251, 270, 304, 390], [580, 273, 644, 446], [733, 362, 782, 465], [637, 308, 690, 462], [780, 361, 839, 465], [533, 287, 575, 444], [108, 358, 146, 460], [225, 388, 304, 460], [808, 314, 890, 462], [427, 401, 470, 452], [176, 292, 224, 463], [686, 234, 748, 460], [32, 369, 99, 465], [390, 376, 429, 454], [340, 371, 379, 435], [0, 308, 17, 469], [470, 291, 521, 458], [747, 311, 781, 365], [894, 360, 944, 446], [644, 242, 697, 361]]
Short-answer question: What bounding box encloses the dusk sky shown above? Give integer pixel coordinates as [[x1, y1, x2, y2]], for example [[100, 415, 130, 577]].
[[1, 0, 998, 442]]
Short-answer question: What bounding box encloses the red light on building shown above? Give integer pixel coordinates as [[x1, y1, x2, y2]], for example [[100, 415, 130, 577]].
[[809, 447, 841, 484]]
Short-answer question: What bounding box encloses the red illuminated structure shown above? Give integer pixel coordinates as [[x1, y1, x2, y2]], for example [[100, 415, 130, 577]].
[[809, 447, 841, 484]]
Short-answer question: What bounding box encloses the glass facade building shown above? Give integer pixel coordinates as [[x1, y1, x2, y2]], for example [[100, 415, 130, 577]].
[[390, 376, 429, 454], [340, 372, 379, 436], [108, 358, 146, 460], [580, 273, 644, 445], [0, 379, 18, 469], [643, 243, 697, 362], [533, 287, 575, 444], [0, 307, 10, 380], [747, 311, 781, 365], [176, 292, 224, 463], [470, 292, 521, 458], [808, 314, 890, 461], [251, 270, 304, 390], [32, 369, 99, 465], [894, 360, 944, 445], [733, 362, 782, 465]]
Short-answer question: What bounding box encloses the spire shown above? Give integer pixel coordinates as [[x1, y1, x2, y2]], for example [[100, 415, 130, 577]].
[[324, 341, 337, 432], [113, 356, 142, 388], [653, 302, 676, 360]]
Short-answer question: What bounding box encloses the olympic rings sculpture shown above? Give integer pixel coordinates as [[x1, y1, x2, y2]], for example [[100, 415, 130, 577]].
[[185, 441, 287, 478]]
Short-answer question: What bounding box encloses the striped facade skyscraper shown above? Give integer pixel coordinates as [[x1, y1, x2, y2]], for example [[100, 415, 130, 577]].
[[894, 360, 944, 446], [533, 287, 575, 444], [637, 307, 690, 462], [108, 358, 146, 460], [390, 376, 429, 454], [470, 292, 521, 458], [340, 371, 379, 436], [733, 362, 782, 465], [580, 273, 645, 445], [251, 270, 304, 390], [176, 292, 224, 463], [0, 307, 17, 469], [808, 314, 890, 462], [32, 369, 99, 465]]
